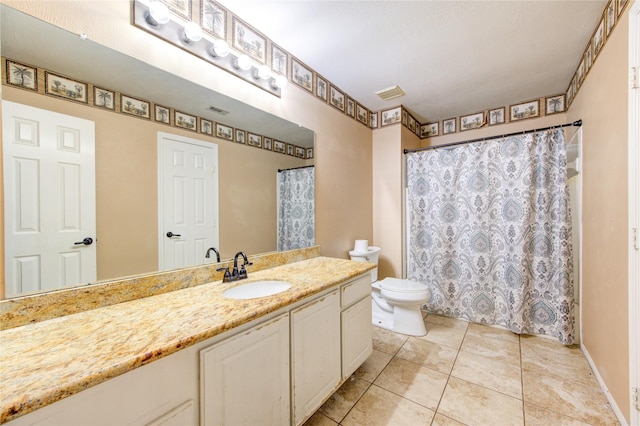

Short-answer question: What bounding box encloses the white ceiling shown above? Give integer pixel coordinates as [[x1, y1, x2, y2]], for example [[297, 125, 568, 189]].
[[217, 0, 607, 123]]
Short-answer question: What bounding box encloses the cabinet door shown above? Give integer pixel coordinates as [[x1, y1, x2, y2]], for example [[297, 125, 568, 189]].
[[291, 290, 341, 426], [200, 313, 290, 426], [342, 296, 373, 380]]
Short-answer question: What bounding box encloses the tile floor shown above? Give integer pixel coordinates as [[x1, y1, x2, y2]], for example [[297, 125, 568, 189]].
[[304, 313, 620, 426]]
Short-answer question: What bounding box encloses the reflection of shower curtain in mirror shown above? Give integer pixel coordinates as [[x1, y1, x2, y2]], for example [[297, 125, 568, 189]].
[[277, 166, 315, 251], [406, 129, 575, 344]]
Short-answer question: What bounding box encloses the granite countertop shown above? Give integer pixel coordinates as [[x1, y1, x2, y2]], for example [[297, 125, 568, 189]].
[[0, 256, 374, 424]]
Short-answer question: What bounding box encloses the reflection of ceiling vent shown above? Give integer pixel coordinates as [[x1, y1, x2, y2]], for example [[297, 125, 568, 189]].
[[207, 105, 229, 115], [375, 85, 405, 101]]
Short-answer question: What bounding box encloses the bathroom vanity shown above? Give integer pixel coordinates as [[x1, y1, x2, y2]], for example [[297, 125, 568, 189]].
[[0, 256, 374, 425]]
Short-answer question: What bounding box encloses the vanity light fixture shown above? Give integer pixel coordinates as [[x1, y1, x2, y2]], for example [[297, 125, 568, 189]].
[[209, 39, 230, 58], [182, 21, 202, 43], [145, 1, 170, 26], [133, 0, 281, 96]]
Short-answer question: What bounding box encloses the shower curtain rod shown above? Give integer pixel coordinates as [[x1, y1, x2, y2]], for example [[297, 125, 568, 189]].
[[403, 119, 582, 154], [277, 164, 315, 172]]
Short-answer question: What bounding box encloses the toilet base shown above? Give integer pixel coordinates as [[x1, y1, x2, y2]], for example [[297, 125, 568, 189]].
[[372, 299, 427, 337]]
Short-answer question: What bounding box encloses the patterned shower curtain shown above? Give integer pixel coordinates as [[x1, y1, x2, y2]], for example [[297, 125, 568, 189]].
[[277, 166, 315, 251], [406, 130, 575, 344]]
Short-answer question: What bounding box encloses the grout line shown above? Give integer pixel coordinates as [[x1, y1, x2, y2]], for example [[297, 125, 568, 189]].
[[429, 321, 469, 423], [519, 334, 526, 425]]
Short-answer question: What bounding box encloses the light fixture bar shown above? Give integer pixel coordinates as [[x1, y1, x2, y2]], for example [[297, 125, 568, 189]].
[[133, 0, 281, 97]]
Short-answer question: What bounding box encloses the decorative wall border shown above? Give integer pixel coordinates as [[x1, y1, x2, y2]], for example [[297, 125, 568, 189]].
[[565, 0, 629, 107], [396, 92, 565, 140], [1, 56, 313, 159]]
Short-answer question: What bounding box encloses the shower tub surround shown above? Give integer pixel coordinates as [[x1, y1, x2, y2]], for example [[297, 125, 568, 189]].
[[0, 249, 375, 424]]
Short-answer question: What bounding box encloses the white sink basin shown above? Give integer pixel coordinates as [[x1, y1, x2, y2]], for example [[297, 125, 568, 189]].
[[223, 280, 292, 299]]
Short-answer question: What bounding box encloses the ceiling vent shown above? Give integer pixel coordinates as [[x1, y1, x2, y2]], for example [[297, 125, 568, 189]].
[[375, 85, 405, 101], [207, 105, 229, 115]]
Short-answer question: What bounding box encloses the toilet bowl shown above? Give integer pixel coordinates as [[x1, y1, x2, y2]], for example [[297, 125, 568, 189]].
[[371, 278, 430, 336], [348, 241, 429, 336]]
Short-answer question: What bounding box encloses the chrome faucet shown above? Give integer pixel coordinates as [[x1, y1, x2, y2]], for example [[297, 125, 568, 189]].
[[217, 251, 253, 283], [205, 247, 221, 263]]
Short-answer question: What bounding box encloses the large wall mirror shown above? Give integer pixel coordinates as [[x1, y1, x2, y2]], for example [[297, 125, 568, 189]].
[[1, 4, 315, 298]]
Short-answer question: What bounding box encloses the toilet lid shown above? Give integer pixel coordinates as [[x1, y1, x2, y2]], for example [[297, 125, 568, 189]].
[[379, 278, 428, 292]]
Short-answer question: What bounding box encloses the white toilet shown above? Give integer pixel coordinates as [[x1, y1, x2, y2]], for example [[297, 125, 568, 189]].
[[371, 278, 430, 336], [349, 240, 431, 336]]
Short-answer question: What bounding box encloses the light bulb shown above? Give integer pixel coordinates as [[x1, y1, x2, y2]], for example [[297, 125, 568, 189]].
[[254, 65, 270, 80], [146, 1, 170, 25], [183, 21, 202, 42], [272, 74, 288, 89], [234, 54, 252, 71], [209, 39, 230, 58]]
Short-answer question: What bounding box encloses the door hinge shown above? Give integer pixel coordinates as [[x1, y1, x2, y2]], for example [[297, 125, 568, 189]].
[[634, 228, 640, 251], [633, 387, 640, 411], [632, 67, 639, 89]]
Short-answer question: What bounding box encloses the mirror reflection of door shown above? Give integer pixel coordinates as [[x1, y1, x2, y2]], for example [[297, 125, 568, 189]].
[[158, 132, 219, 271], [2, 101, 96, 297]]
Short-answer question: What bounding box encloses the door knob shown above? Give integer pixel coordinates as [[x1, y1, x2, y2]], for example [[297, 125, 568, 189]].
[[166, 232, 182, 238], [74, 237, 93, 246]]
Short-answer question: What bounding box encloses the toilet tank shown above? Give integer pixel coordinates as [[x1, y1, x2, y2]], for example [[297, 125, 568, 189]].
[[349, 247, 380, 282]]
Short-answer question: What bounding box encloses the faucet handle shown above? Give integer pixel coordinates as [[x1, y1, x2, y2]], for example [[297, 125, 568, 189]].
[[216, 266, 231, 282]]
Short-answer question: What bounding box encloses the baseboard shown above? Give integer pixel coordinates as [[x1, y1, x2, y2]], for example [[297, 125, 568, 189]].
[[581, 343, 629, 426]]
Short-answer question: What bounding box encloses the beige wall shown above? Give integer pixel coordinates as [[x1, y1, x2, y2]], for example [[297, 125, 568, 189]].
[[0, 0, 373, 282], [372, 125, 402, 279], [567, 4, 631, 421]]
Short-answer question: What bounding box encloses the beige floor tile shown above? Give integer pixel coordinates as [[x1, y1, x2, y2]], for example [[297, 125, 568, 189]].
[[302, 411, 338, 426], [451, 350, 522, 398], [318, 377, 370, 423], [524, 402, 592, 426], [520, 333, 576, 350], [396, 336, 459, 374], [425, 313, 470, 331], [465, 322, 520, 344], [341, 385, 435, 426], [353, 349, 393, 383], [460, 332, 520, 361], [438, 376, 524, 426], [522, 368, 619, 425], [372, 325, 410, 355], [418, 322, 467, 350], [373, 357, 449, 410], [520, 335, 595, 386], [430, 413, 466, 426]]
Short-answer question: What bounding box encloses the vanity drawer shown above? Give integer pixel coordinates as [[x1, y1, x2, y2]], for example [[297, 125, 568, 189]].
[[341, 274, 371, 308]]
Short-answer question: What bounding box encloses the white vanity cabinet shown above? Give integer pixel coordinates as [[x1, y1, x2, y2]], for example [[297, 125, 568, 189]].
[[340, 274, 373, 379], [199, 313, 290, 426], [5, 271, 373, 426], [291, 290, 341, 425], [6, 346, 199, 426]]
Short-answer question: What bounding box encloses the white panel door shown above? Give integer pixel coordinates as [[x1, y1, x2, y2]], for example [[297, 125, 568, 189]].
[[2, 101, 96, 297], [158, 132, 218, 270]]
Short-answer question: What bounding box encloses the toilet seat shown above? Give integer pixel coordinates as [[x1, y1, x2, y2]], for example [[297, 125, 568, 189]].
[[379, 278, 427, 293]]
